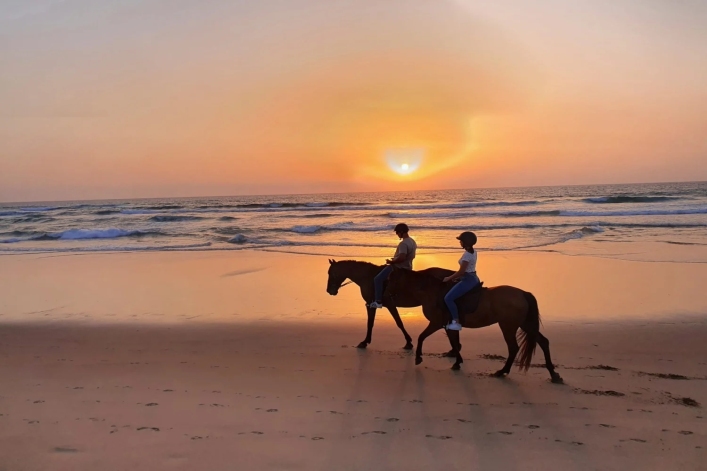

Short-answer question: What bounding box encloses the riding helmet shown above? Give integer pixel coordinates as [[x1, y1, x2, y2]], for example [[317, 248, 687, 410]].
[[394, 223, 409, 234], [457, 231, 477, 246]]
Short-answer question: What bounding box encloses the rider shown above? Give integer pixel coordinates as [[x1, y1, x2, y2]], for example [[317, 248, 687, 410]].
[[368, 223, 417, 309], [442, 231, 480, 331]]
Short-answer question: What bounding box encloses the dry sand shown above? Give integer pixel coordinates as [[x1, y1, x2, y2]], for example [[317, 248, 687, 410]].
[[0, 249, 706, 470]]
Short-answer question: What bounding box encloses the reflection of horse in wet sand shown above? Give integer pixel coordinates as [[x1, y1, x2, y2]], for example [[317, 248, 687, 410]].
[[387, 267, 563, 383], [326, 260, 452, 350]]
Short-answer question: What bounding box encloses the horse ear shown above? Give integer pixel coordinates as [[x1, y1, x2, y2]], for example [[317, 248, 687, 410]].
[[329, 259, 334, 265]]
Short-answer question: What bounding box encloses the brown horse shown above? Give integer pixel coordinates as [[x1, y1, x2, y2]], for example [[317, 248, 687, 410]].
[[326, 260, 452, 350], [387, 267, 563, 383]]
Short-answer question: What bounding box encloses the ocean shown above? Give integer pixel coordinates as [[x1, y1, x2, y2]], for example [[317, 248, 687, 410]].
[[1, 181, 706, 261]]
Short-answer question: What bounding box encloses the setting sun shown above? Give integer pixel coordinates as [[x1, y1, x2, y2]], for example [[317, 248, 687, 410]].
[[386, 148, 424, 176]]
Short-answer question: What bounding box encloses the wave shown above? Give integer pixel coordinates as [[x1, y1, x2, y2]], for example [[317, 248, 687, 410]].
[[560, 208, 707, 217], [288, 222, 388, 234], [387, 210, 562, 219], [211, 227, 245, 235], [0, 242, 213, 253], [138, 205, 186, 211], [19, 206, 59, 212], [388, 207, 707, 219], [228, 234, 248, 244], [120, 209, 158, 215], [584, 196, 683, 204], [218, 216, 237, 221], [149, 215, 204, 222], [7, 228, 165, 241], [95, 210, 122, 215]]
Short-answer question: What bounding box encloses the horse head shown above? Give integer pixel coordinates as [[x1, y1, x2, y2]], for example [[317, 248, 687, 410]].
[[326, 259, 346, 295]]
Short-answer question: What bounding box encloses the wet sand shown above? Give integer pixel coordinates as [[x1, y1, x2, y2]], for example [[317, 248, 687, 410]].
[[0, 249, 706, 470]]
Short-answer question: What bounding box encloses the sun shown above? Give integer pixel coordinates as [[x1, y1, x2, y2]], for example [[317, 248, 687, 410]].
[[385, 148, 424, 175]]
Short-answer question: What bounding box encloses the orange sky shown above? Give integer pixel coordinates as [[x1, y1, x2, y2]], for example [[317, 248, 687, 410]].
[[1, 0, 706, 202]]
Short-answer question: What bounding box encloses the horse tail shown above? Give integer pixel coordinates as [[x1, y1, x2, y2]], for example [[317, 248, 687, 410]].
[[517, 291, 540, 372]]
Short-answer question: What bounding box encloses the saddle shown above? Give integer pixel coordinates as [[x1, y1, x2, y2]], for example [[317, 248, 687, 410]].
[[441, 282, 486, 323]]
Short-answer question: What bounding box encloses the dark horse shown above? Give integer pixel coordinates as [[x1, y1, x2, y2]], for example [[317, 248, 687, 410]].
[[326, 260, 453, 350], [387, 267, 563, 383]]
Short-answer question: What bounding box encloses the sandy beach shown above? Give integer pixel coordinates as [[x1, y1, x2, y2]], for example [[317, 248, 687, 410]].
[[0, 249, 705, 470]]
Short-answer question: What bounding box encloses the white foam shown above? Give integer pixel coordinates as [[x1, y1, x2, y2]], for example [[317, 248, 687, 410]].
[[291, 225, 321, 233], [228, 234, 248, 244]]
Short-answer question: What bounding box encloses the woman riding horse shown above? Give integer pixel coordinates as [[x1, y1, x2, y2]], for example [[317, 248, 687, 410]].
[[386, 267, 563, 383]]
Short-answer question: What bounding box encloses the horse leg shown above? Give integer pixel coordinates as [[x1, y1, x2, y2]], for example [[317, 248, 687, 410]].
[[537, 332, 563, 384], [386, 305, 413, 350], [446, 329, 464, 370], [444, 330, 462, 357], [493, 324, 520, 377], [415, 321, 442, 365], [357, 306, 376, 349]]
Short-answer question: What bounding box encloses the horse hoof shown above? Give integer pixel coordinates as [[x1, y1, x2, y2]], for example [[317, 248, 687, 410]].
[[451, 363, 461, 371], [403, 342, 413, 350], [356, 341, 368, 349], [443, 349, 456, 358], [492, 370, 507, 378], [415, 357, 423, 365], [551, 374, 564, 384]]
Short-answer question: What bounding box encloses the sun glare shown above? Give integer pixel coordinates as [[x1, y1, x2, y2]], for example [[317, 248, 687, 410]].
[[385, 148, 424, 175]]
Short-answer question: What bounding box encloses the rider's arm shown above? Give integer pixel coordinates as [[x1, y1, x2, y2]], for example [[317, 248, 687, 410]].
[[386, 253, 407, 265], [443, 261, 469, 282], [386, 245, 408, 265]]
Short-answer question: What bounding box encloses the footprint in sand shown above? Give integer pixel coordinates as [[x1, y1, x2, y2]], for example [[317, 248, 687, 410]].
[[266, 409, 278, 413], [53, 447, 78, 453], [136, 427, 160, 432], [457, 419, 472, 423], [145, 403, 158, 407], [251, 431, 264, 435], [311, 437, 324, 440], [386, 418, 399, 422], [556, 439, 583, 445], [426, 435, 452, 440], [361, 431, 387, 435], [678, 431, 693, 435], [33, 400, 45, 404]]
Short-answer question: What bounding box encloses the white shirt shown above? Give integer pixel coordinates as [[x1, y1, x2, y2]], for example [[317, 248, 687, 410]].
[[459, 250, 477, 273]]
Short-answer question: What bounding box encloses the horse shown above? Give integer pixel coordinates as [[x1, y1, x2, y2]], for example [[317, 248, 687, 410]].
[[326, 259, 453, 350], [386, 267, 563, 383]]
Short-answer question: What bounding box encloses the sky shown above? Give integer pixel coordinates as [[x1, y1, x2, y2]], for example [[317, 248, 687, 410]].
[[1, 0, 706, 202]]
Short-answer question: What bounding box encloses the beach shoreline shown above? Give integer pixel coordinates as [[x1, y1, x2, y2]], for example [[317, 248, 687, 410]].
[[1, 249, 706, 470]]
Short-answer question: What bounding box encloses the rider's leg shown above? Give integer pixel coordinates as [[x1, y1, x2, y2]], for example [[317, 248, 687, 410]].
[[443, 274, 478, 323], [372, 265, 394, 306]]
